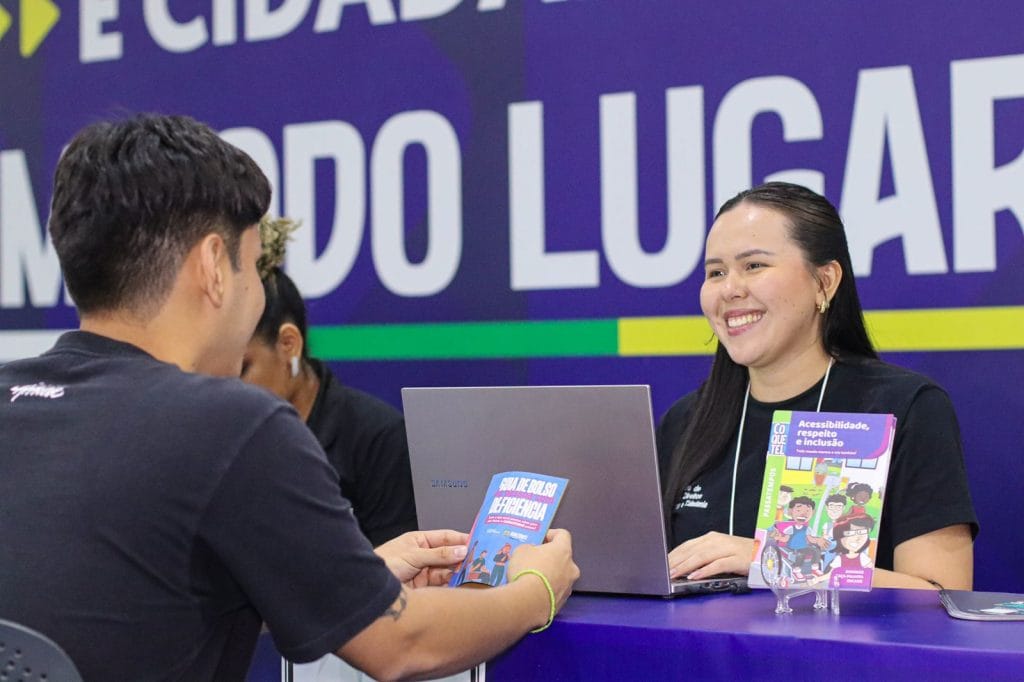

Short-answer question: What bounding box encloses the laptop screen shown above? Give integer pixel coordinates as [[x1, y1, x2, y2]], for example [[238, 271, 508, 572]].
[[403, 385, 677, 595]]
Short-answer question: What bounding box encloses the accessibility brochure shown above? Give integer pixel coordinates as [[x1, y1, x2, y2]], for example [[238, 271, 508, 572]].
[[450, 471, 568, 588], [748, 411, 896, 592]]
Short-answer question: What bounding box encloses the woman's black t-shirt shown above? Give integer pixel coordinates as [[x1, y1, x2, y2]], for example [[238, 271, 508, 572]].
[[656, 358, 978, 570]]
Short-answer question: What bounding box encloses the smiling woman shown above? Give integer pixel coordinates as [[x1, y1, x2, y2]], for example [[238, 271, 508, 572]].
[[657, 182, 978, 591], [699, 203, 839, 386]]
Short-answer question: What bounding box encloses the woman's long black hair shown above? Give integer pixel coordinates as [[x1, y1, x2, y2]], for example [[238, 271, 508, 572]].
[[661, 182, 878, 523]]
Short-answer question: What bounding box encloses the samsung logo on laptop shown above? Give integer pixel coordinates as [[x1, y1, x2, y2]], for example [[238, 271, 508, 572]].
[[431, 479, 469, 488]]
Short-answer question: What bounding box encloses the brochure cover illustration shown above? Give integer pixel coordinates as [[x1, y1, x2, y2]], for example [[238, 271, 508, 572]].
[[748, 411, 896, 592], [450, 471, 568, 588], [940, 590, 1024, 621]]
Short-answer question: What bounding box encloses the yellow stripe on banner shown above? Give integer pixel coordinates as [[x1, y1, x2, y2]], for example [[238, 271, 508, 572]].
[[618, 315, 716, 356], [864, 306, 1024, 351], [618, 306, 1024, 356]]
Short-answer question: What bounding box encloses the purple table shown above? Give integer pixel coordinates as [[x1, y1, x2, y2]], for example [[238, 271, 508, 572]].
[[248, 589, 1024, 681], [487, 589, 1024, 680]]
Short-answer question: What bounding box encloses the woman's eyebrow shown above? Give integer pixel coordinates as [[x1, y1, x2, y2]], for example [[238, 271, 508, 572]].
[[704, 248, 775, 266]]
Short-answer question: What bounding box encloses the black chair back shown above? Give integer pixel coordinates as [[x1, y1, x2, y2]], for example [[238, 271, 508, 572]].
[[0, 619, 83, 682]]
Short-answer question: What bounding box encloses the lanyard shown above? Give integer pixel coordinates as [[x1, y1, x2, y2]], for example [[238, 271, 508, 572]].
[[728, 358, 834, 535]]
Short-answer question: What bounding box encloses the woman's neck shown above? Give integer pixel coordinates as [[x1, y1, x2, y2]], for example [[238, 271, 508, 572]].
[[748, 346, 833, 403]]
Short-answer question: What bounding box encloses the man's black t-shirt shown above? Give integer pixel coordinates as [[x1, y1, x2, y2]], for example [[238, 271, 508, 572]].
[[306, 359, 417, 546], [0, 332, 400, 681], [656, 357, 978, 570]]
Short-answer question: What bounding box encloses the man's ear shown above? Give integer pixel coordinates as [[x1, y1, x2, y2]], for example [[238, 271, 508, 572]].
[[276, 322, 305, 359], [198, 233, 230, 307]]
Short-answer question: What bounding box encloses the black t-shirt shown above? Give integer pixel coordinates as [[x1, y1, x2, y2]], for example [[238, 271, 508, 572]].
[[0, 332, 401, 681], [656, 357, 978, 571], [306, 360, 418, 546]]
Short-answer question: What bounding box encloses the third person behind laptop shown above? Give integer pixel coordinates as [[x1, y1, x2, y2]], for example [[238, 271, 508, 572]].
[[658, 182, 976, 591], [242, 216, 417, 546]]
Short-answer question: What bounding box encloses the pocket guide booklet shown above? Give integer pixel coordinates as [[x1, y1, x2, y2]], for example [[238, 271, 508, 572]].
[[748, 411, 896, 592], [940, 590, 1024, 621], [450, 471, 568, 588]]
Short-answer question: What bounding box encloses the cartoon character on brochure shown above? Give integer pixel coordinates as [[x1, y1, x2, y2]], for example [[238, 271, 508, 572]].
[[846, 483, 873, 516], [466, 549, 491, 583], [809, 514, 875, 589], [490, 543, 512, 586], [771, 496, 831, 583]]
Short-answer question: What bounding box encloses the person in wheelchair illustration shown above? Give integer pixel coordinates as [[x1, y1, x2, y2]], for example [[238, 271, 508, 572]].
[[760, 496, 831, 587]]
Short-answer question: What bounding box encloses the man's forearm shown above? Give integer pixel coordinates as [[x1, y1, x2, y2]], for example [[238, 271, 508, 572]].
[[339, 574, 552, 680]]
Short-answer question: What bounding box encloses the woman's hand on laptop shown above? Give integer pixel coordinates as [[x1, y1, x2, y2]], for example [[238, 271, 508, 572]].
[[508, 529, 581, 615], [668, 531, 754, 580], [375, 529, 470, 588]]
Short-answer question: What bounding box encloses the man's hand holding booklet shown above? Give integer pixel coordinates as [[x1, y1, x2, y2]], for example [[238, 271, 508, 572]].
[[451, 471, 568, 589]]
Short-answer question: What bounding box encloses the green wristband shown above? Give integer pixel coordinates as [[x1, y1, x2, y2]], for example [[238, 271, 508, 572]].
[[512, 569, 557, 633]]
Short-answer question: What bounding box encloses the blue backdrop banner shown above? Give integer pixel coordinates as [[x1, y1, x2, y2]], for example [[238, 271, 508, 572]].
[[1, 0, 1021, 591]]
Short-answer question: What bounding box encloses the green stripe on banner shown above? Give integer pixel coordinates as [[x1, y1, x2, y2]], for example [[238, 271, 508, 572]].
[[305, 305, 1024, 361], [309, 319, 618, 360]]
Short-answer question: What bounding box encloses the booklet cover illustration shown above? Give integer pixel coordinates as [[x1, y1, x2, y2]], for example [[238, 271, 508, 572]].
[[748, 411, 896, 592], [450, 471, 568, 588]]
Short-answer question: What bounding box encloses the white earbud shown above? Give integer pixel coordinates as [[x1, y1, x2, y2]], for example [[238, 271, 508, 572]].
[[290, 356, 300, 378]]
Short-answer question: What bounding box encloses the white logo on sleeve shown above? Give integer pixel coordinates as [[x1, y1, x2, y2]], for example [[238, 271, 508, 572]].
[[9, 382, 66, 402]]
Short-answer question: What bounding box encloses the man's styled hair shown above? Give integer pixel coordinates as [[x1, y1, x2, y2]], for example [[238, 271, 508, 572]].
[[49, 114, 271, 316]]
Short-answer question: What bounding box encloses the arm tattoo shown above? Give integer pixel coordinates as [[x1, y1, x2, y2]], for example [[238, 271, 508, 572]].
[[383, 587, 408, 622]]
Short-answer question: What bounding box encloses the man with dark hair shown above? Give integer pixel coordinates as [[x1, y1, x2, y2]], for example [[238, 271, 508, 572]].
[[0, 114, 578, 681]]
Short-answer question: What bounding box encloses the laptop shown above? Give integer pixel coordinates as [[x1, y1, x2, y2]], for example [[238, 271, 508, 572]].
[[402, 385, 748, 597]]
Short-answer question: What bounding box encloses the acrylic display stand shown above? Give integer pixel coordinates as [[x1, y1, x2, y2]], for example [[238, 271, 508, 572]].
[[760, 539, 842, 614], [768, 583, 841, 615]]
